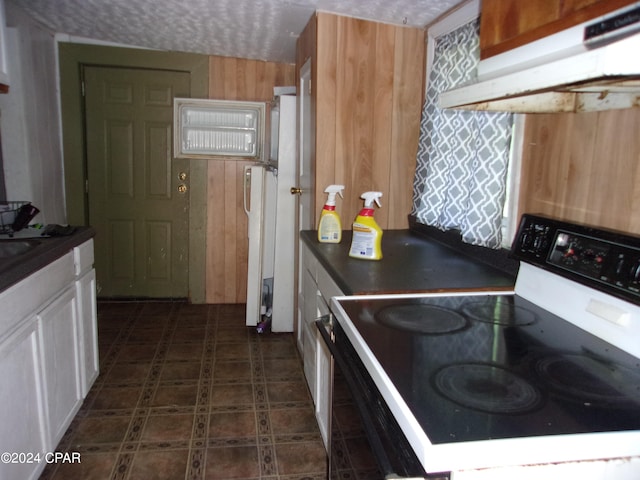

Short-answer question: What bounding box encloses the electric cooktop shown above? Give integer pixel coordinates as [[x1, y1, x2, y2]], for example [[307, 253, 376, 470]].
[[338, 293, 640, 444]]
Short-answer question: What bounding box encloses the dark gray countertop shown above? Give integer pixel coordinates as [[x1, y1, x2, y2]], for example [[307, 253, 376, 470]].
[[301, 229, 516, 295], [0, 227, 96, 292]]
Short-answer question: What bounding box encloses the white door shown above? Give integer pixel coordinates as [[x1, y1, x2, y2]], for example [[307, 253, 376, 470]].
[[271, 95, 297, 332], [295, 59, 314, 348], [245, 95, 297, 332], [298, 60, 314, 232], [84, 66, 191, 298]]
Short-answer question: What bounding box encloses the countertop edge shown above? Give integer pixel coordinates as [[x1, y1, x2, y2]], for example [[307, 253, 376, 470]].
[[305, 236, 356, 295], [0, 227, 96, 293]]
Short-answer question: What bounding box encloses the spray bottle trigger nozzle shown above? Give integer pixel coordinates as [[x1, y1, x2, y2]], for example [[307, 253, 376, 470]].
[[324, 185, 345, 206], [361, 191, 382, 208]]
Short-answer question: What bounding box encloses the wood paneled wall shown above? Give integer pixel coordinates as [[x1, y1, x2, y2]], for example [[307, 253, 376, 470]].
[[297, 13, 425, 229], [205, 56, 295, 303], [518, 108, 640, 235], [206, 15, 425, 303]]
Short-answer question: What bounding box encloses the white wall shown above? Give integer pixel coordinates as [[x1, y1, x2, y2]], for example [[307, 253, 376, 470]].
[[0, 0, 66, 225]]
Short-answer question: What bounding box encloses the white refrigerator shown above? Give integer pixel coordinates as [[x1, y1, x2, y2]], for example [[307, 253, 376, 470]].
[[243, 93, 296, 332]]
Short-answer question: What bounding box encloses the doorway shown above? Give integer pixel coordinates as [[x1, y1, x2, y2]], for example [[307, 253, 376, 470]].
[[295, 58, 314, 348], [84, 66, 190, 298], [58, 44, 209, 301], [298, 59, 314, 233]]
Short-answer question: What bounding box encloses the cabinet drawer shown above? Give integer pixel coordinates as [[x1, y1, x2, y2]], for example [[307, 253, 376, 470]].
[[302, 242, 318, 279], [317, 265, 343, 301], [73, 239, 94, 276], [0, 253, 74, 341]]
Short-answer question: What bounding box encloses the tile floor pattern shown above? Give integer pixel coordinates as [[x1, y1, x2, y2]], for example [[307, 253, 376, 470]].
[[40, 301, 327, 480]]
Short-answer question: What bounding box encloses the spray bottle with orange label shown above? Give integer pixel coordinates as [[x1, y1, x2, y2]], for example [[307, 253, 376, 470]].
[[349, 192, 383, 260], [317, 185, 345, 243]]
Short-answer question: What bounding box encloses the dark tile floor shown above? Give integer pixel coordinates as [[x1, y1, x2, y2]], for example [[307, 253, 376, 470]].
[[40, 301, 326, 480]]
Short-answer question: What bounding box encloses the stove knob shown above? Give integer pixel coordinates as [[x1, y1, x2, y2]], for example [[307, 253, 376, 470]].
[[631, 259, 640, 283], [616, 255, 626, 276]]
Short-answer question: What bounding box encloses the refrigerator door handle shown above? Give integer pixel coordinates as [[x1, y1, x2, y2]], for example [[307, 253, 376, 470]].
[[243, 165, 251, 217]]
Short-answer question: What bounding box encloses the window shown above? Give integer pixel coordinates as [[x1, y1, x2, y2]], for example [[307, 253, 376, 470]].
[[412, 0, 522, 248]]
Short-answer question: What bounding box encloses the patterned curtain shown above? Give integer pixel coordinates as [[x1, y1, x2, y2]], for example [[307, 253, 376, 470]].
[[412, 19, 513, 248]]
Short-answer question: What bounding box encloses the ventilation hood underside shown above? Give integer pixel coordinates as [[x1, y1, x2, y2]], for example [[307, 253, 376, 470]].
[[439, 28, 640, 113]]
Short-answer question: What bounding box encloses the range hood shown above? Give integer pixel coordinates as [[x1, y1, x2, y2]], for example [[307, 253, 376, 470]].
[[439, 3, 640, 113]]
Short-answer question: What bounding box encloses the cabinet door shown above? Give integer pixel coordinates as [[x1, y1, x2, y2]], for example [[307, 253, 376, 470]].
[[315, 295, 331, 451], [0, 321, 48, 480], [302, 267, 318, 400], [76, 269, 99, 396], [39, 288, 83, 446], [298, 242, 318, 354]]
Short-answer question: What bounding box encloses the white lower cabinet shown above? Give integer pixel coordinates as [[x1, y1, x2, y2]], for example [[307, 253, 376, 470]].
[[298, 241, 343, 451], [0, 321, 48, 480], [0, 239, 97, 480], [75, 242, 99, 396], [315, 294, 332, 450], [39, 287, 83, 446], [301, 266, 318, 400]]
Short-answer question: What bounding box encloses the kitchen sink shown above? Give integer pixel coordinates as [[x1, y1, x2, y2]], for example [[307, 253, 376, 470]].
[[0, 239, 41, 258]]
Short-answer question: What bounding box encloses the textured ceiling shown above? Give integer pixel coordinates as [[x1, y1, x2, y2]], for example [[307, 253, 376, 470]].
[[10, 0, 462, 63]]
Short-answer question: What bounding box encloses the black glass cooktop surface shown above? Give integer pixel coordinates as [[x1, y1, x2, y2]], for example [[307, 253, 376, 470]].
[[337, 294, 640, 444]]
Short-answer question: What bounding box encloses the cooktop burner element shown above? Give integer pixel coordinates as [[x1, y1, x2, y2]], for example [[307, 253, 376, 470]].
[[432, 363, 543, 414], [461, 297, 538, 326], [534, 353, 640, 409], [375, 304, 468, 335]]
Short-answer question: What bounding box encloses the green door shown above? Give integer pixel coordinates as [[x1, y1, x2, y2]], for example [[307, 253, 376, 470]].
[[84, 66, 191, 298]]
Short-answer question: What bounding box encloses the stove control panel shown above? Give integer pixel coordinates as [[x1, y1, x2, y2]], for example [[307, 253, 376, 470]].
[[512, 214, 640, 304]]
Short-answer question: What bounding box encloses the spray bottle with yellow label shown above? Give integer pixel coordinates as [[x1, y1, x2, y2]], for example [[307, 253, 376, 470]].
[[317, 185, 345, 243], [349, 192, 383, 260]]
